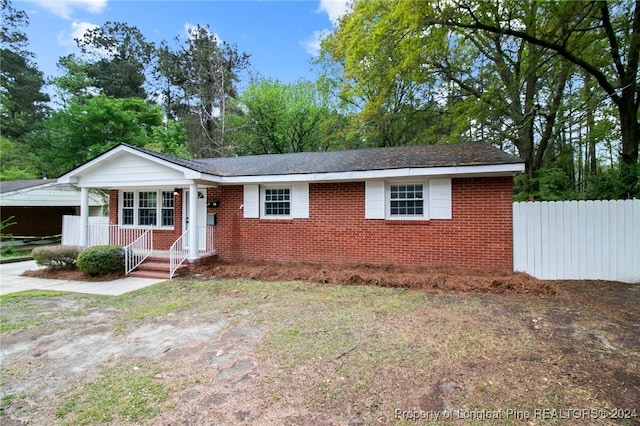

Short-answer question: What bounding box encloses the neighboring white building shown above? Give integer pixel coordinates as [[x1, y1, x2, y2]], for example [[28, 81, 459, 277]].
[[0, 179, 107, 238]]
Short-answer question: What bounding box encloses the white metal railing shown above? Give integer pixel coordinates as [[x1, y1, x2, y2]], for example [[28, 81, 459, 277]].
[[169, 229, 190, 279], [124, 228, 153, 275], [203, 226, 215, 253]]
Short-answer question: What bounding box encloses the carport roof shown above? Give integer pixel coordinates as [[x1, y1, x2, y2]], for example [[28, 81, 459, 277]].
[[1, 179, 51, 194]]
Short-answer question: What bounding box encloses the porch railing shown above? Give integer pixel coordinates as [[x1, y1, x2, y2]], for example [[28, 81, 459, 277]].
[[169, 229, 189, 279], [124, 228, 152, 275]]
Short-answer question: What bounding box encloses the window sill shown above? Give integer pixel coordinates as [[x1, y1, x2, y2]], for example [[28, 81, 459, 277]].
[[259, 217, 294, 222], [385, 219, 431, 225]]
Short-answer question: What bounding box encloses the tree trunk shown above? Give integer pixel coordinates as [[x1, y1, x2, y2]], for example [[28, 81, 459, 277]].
[[618, 96, 639, 166]]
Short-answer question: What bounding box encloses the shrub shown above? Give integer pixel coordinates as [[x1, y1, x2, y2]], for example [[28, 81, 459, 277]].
[[77, 245, 124, 276], [32, 245, 81, 270]]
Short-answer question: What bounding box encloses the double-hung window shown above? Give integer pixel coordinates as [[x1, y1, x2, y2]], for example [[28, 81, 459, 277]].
[[389, 184, 424, 217], [120, 190, 175, 227], [263, 188, 291, 217]]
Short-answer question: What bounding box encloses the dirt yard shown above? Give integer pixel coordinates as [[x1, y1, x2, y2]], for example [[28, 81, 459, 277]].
[[2, 262, 639, 425]]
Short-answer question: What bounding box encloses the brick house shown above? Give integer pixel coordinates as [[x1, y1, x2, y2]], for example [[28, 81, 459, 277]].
[[57, 143, 524, 277]]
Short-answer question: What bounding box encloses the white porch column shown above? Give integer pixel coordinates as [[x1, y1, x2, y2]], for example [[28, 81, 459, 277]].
[[188, 182, 199, 260], [80, 187, 89, 247]]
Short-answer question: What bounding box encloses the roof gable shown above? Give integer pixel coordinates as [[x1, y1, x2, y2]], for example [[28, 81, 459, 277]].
[[58, 144, 207, 187]]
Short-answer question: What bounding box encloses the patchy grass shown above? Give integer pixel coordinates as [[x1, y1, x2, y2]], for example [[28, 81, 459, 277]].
[[0, 290, 71, 333], [0, 289, 69, 302], [55, 361, 168, 426], [0, 278, 638, 425]]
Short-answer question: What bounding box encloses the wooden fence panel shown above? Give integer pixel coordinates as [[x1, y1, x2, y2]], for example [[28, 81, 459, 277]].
[[513, 200, 640, 283]]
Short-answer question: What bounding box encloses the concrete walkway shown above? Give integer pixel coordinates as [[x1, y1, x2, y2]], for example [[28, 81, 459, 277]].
[[0, 260, 167, 296]]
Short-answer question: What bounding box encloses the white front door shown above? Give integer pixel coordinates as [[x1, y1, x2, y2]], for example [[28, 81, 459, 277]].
[[183, 190, 207, 250]]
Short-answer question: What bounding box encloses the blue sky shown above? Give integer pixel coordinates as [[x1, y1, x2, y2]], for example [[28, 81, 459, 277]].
[[15, 0, 351, 91]]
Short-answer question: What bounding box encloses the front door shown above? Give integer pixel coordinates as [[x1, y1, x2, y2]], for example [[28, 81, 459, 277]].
[[183, 190, 207, 250]]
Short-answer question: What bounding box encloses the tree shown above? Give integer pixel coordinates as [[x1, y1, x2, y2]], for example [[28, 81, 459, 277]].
[[29, 96, 164, 177], [231, 80, 333, 154], [167, 24, 250, 157], [54, 22, 154, 100], [427, 0, 639, 194], [318, 2, 454, 148], [145, 120, 192, 159], [0, 137, 40, 180], [0, 0, 50, 140], [320, 0, 639, 197], [321, 2, 573, 173]]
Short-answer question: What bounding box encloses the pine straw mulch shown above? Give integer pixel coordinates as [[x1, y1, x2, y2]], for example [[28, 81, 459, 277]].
[[22, 261, 560, 295], [194, 261, 559, 296]]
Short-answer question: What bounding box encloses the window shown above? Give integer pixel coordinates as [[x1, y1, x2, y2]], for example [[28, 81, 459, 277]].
[[389, 184, 424, 216], [161, 191, 174, 226], [138, 191, 157, 225], [119, 190, 174, 228], [365, 179, 451, 220], [244, 183, 309, 219], [122, 192, 134, 225], [264, 188, 290, 216]]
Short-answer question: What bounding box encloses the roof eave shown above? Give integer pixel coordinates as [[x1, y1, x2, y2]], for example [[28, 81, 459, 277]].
[[216, 163, 525, 184]]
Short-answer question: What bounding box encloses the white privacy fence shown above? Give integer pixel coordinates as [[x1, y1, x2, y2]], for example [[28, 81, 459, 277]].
[[513, 200, 640, 283], [61, 216, 109, 246]]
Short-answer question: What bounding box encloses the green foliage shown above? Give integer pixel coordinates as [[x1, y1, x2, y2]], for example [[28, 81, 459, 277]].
[[144, 120, 191, 159], [0, 0, 50, 141], [54, 22, 154, 100], [0, 137, 40, 180], [589, 163, 640, 200], [1, 215, 17, 255], [31, 245, 81, 270], [30, 95, 163, 177], [165, 24, 250, 157], [77, 245, 124, 276], [232, 79, 333, 154]]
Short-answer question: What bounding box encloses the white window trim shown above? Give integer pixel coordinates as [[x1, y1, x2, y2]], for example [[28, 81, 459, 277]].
[[118, 189, 175, 229], [385, 180, 429, 220], [261, 185, 293, 219]]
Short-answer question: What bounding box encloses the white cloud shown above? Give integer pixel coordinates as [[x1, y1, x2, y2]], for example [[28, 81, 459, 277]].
[[302, 29, 331, 57], [26, 0, 107, 20], [71, 20, 98, 41], [317, 0, 352, 26], [57, 21, 98, 48], [302, 0, 351, 57]]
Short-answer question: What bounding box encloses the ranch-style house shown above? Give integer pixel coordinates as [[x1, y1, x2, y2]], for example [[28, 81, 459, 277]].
[[57, 142, 525, 278]]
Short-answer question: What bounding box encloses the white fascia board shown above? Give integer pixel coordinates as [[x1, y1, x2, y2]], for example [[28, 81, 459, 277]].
[[215, 163, 525, 185]]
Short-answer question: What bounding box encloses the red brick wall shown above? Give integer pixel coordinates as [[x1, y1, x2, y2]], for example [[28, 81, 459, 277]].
[[210, 177, 514, 271], [107, 178, 514, 270]]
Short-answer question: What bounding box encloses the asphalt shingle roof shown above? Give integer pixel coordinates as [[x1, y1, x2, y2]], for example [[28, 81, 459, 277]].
[[0, 179, 50, 194], [129, 143, 523, 178]]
